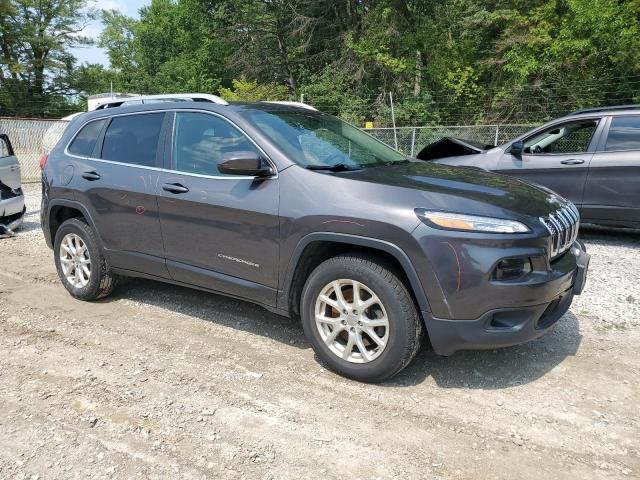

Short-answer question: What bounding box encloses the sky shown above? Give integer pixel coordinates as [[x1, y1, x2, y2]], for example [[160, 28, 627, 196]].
[[70, 0, 151, 67]]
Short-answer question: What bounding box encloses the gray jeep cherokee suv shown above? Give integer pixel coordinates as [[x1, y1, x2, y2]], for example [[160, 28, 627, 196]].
[[41, 98, 590, 382]]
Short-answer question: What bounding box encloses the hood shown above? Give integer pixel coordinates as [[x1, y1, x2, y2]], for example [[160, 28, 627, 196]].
[[416, 137, 494, 161], [433, 147, 503, 168], [340, 161, 567, 220]]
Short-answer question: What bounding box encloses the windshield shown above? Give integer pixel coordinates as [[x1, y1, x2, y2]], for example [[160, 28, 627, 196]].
[[240, 109, 407, 168]]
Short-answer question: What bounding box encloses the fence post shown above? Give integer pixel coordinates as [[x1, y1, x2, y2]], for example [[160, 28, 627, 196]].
[[389, 92, 398, 150], [494, 125, 500, 146], [410, 127, 416, 157]]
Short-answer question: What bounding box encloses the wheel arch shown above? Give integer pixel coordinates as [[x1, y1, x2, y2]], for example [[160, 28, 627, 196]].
[[279, 233, 432, 317], [48, 199, 100, 247]]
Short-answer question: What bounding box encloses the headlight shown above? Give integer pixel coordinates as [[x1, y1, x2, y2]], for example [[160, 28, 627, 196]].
[[416, 209, 530, 233]]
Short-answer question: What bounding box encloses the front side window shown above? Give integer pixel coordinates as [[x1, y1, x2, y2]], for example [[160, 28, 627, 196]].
[[172, 112, 258, 176], [238, 108, 407, 168], [524, 120, 598, 155], [68, 119, 107, 157], [604, 116, 640, 151], [101, 113, 164, 167]]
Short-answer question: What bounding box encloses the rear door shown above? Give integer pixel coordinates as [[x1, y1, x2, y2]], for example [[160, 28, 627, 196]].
[[156, 110, 280, 306], [0, 134, 21, 190], [67, 112, 170, 277], [495, 118, 602, 206], [582, 115, 640, 226]]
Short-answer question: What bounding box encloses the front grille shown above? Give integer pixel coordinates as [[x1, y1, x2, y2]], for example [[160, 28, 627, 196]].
[[540, 204, 580, 259]]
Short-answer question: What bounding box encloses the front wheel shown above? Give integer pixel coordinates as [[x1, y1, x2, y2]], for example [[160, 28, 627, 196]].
[[301, 255, 422, 382]]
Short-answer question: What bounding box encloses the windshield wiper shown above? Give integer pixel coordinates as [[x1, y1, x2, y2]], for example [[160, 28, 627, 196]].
[[305, 163, 361, 172]]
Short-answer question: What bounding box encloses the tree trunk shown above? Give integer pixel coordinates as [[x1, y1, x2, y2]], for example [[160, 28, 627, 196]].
[[277, 35, 297, 97], [414, 50, 422, 96]]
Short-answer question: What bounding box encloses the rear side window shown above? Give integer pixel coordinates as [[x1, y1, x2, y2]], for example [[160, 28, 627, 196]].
[[101, 113, 164, 167], [604, 116, 640, 152], [68, 119, 106, 157]]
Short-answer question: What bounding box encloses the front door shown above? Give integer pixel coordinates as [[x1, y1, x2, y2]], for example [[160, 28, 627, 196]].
[[582, 115, 640, 226], [496, 118, 601, 206], [157, 111, 280, 306]]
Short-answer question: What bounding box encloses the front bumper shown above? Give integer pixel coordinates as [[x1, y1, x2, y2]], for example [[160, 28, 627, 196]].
[[423, 242, 589, 356]]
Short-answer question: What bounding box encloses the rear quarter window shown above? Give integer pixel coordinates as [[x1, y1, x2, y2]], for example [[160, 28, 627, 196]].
[[68, 119, 107, 157], [605, 116, 640, 151]]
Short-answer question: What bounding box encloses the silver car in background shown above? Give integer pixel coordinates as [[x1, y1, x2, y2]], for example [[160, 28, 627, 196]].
[[423, 105, 640, 229], [0, 133, 25, 234]]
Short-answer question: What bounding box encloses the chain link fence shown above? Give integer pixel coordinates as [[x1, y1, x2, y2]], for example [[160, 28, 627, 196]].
[[365, 125, 534, 157], [1, 117, 535, 182], [0, 117, 68, 182]]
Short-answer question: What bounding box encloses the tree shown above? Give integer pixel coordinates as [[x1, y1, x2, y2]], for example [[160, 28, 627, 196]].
[[99, 0, 228, 95], [215, 0, 304, 96], [0, 0, 95, 116], [4, 0, 640, 124], [488, 0, 640, 121], [219, 77, 289, 102]]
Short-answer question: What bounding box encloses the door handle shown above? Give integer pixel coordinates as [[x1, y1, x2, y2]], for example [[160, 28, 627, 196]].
[[9, 165, 18, 171], [560, 159, 585, 165], [162, 183, 189, 194], [81, 171, 101, 181]]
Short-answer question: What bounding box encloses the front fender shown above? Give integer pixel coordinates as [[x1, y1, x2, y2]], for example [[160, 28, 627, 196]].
[[277, 232, 448, 318]]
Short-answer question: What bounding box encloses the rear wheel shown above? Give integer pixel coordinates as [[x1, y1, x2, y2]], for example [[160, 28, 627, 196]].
[[54, 218, 119, 300], [301, 255, 422, 382]]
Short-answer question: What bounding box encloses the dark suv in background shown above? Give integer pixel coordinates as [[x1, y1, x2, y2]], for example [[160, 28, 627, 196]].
[[41, 96, 589, 382]]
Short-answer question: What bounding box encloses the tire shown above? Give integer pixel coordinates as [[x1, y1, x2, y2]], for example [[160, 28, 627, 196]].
[[54, 218, 119, 300], [300, 254, 422, 382]]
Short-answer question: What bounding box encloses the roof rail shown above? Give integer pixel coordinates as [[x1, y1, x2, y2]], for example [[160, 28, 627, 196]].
[[91, 93, 229, 111], [568, 104, 640, 116], [262, 101, 318, 111]]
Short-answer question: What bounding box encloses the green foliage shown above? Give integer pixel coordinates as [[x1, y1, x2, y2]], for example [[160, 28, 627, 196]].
[[299, 66, 371, 124], [98, 10, 138, 73], [219, 78, 289, 102], [374, 94, 440, 128], [0, 0, 95, 116], [2, 0, 640, 123], [98, 0, 227, 95]]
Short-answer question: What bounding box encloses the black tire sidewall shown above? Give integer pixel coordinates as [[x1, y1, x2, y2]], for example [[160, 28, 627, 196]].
[[301, 257, 417, 382], [54, 219, 105, 300]]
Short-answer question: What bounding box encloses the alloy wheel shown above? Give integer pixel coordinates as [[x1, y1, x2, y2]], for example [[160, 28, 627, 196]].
[[314, 279, 390, 363], [59, 233, 91, 288]]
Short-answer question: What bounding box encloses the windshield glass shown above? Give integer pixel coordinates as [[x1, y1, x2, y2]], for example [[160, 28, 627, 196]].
[[240, 109, 407, 168]]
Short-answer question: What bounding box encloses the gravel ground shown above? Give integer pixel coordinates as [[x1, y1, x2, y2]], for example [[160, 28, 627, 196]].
[[0, 183, 638, 480]]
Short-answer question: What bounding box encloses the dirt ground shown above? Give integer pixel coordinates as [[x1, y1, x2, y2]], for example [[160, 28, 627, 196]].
[[0, 184, 638, 480]]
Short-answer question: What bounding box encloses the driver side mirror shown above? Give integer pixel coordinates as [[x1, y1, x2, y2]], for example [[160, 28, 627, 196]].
[[218, 151, 274, 177], [510, 140, 524, 159]]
